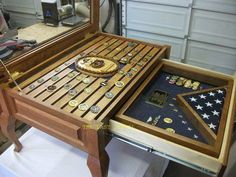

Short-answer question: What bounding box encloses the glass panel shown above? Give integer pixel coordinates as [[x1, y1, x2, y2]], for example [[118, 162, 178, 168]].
[[0, 0, 91, 62]]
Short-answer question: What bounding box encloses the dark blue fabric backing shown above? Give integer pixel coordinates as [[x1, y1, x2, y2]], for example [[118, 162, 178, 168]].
[[125, 72, 214, 144]]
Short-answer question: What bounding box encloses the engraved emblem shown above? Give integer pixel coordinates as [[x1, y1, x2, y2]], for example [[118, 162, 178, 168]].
[[47, 85, 57, 92], [78, 103, 89, 111], [68, 100, 79, 107], [90, 105, 101, 114]]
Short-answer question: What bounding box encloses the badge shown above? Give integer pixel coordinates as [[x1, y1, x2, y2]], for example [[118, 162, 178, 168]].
[[29, 84, 36, 90], [164, 118, 173, 124], [54, 68, 61, 72], [78, 103, 88, 111], [68, 89, 78, 97], [37, 78, 45, 84], [67, 73, 75, 78], [169, 75, 179, 84], [51, 76, 59, 81], [192, 81, 200, 90], [47, 85, 57, 92], [64, 84, 72, 90], [184, 80, 192, 88], [176, 77, 187, 86], [105, 92, 114, 99], [83, 78, 91, 84], [90, 105, 101, 114], [146, 89, 168, 108], [166, 128, 175, 133], [115, 81, 125, 88], [68, 100, 79, 107], [84, 88, 92, 94]]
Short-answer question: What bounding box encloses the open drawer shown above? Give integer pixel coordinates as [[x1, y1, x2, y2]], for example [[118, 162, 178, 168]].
[[110, 59, 236, 176]]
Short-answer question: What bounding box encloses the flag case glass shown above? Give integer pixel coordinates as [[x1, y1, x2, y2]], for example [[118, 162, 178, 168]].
[[112, 59, 236, 176]]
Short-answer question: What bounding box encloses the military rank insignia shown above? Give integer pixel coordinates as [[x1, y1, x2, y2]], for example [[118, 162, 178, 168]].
[[146, 89, 168, 108]]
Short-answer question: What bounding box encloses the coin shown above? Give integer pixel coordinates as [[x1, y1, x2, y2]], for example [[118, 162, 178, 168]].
[[115, 81, 125, 88], [127, 53, 133, 57], [90, 105, 101, 114], [64, 83, 72, 90], [54, 68, 61, 72], [68, 100, 79, 107], [83, 78, 91, 84], [37, 78, 45, 84], [131, 68, 138, 72], [78, 103, 88, 111], [29, 84, 36, 90], [47, 85, 57, 92], [105, 92, 114, 99], [67, 73, 75, 78], [84, 88, 92, 94], [126, 72, 133, 78], [68, 89, 78, 97], [51, 76, 59, 81], [164, 118, 173, 124], [166, 128, 175, 133], [118, 70, 125, 75], [76, 76, 83, 81]]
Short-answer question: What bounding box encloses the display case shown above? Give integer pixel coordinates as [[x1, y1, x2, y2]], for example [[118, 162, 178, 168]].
[[0, 1, 235, 177]]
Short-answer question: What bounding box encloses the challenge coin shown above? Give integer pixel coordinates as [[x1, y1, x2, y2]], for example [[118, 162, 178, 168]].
[[67, 72, 75, 78], [105, 92, 114, 99], [164, 118, 173, 124], [51, 76, 59, 81], [29, 84, 36, 90], [68, 100, 79, 107], [166, 128, 175, 133], [118, 70, 125, 75], [83, 78, 91, 84], [37, 78, 45, 84], [78, 103, 88, 111], [68, 89, 78, 97], [90, 105, 101, 114], [127, 53, 133, 57], [84, 88, 92, 94], [131, 68, 138, 72], [115, 81, 125, 88], [64, 84, 72, 90], [47, 85, 57, 92], [54, 68, 61, 72], [126, 72, 133, 78], [76, 76, 83, 81]]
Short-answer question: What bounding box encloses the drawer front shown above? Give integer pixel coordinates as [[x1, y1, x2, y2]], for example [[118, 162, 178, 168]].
[[126, 0, 191, 7], [125, 29, 185, 61], [189, 10, 236, 48], [14, 99, 84, 145], [193, 0, 236, 14], [125, 1, 189, 38], [186, 41, 236, 74]]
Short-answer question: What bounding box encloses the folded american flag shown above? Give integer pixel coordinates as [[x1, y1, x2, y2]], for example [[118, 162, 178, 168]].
[[183, 88, 226, 134]]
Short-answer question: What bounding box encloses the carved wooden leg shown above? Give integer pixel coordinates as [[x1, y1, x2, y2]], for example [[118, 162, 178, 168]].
[[0, 88, 22, 152], [87, 150, 109, 177], [85, 123, 110, 177], [0, 114, 22, 152]]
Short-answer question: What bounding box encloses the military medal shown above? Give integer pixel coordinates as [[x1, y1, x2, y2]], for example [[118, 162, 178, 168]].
[[115, 81, 125, 88], [64, 84, 72, 90], [29, 84, 36, 90], [84, 88, 92, 94], [192, 81, 200, 90], [90, 105, 101, 114], [37, 78, 45, 84], [184, 80, 192, 88], [68, 100, 79, 107], [47, 85, 57, 92], [105, 92, 114, 99], [166, 128, 175, 133], [83, 78, 91, 84], [78, 103, 88, 111], [51, 75, 59, 81], [68, 89, 78, 97], [176, 77, 187, 86], [164, 117, 173, 124]]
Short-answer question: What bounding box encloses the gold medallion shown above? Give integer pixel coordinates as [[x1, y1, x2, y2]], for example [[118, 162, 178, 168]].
[[83, 78, 91, 84], [164, 118, 173, 124], [68, 100, 79, 107], [115, 81, 125, 88], [137, 62, 143, 66], [166, 128, 175, 133], [68, 89, 78, 97]]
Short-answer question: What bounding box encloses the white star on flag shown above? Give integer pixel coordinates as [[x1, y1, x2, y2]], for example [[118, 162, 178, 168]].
[[212, 110, 220, 116], [208, 123, 216, 130], [217, 90, 223, 94], [214, 99, 222, 104], [190, 97, 197, 102], [208, 92, 215, 96], [205, 102, 213, 107], [196, 105, 203, 110], [201, 113, 210, 119], [199, 94, 206, 99]]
